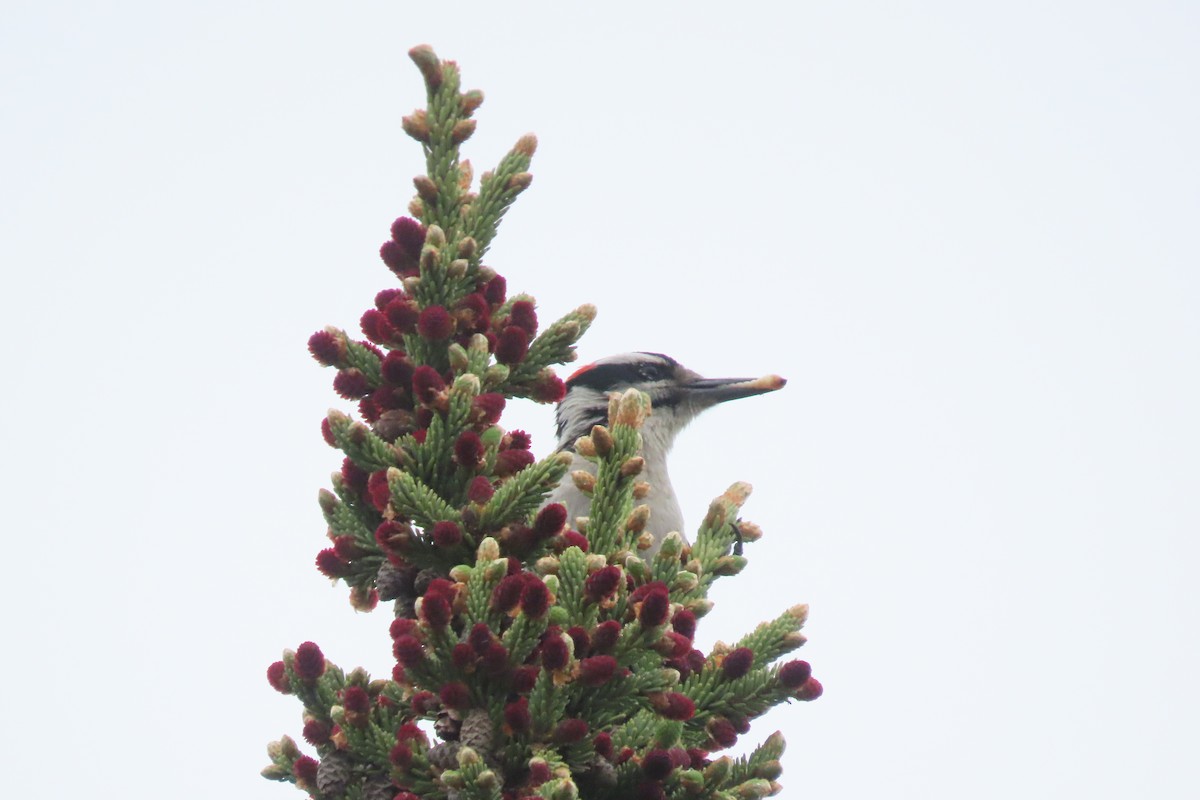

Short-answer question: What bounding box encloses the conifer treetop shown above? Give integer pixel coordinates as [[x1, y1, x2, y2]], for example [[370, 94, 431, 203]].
[[263, 45, 821, 800]]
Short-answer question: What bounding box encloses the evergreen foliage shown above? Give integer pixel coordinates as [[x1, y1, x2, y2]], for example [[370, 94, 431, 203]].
[[264, 45, 821, 800]]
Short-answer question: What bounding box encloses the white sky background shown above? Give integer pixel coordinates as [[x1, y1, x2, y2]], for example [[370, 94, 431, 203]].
[[2, 2, 1197, 798]]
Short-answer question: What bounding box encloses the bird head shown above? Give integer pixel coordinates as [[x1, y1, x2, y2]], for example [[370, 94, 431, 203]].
[[554, 352, 787, 454]]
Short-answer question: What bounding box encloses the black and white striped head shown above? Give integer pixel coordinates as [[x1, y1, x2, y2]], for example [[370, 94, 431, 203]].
[[554, 352, 786, 451]]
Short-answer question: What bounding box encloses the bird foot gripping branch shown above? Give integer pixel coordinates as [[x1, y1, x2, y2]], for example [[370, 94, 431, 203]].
[[263, 45, 821, 800]]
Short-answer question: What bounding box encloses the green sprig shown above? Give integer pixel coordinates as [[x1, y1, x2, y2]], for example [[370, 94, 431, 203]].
[[477, 452, 573, 532]]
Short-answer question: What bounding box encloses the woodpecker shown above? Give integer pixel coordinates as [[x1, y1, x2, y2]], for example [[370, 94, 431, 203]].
[[546, 352, 786, 558]]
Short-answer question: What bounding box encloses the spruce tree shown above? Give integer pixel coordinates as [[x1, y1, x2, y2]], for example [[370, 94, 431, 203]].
[[263, 46, 822, 800]]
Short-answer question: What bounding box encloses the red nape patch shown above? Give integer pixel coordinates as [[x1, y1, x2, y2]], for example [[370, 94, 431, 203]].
[[566, 362, 598, 383]]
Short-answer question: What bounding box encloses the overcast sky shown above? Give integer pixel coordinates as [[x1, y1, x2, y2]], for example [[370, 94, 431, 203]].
[[3, 2, 1197, 798]]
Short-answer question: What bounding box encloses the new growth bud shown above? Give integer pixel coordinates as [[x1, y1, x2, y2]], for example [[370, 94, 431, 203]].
[[625, 505, 651, 534], [590, 425, 614, 456], [402, 110, 431, 142], [408, 44, 443, 89], [571, 470, 596, 495], [451, 119, 477, 145], [477, 537, 501, 562], [513, 133, 538, 156], [507, 172, 533, 192], [620, 456, 645, 477], [413, 175, 439, 204], [461, 89, 484, 115], [736, 519, 763, 543], [788, 604, 810, 624], [614, 388, 651, 428]]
